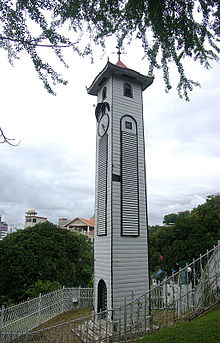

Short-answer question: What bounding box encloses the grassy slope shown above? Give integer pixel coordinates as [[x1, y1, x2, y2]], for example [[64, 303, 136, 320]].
[[136, 304, 220, 343], [35, 307, 93, 331]]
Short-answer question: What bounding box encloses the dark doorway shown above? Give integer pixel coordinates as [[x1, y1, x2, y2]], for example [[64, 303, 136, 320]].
[[97, 279, 107, 315]]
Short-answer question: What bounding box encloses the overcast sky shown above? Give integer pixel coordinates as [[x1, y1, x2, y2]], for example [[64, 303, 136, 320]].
[[0, 40, 219, 229]]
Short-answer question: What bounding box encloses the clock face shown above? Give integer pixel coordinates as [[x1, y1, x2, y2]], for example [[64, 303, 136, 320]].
[[98, 113, 109, 137]]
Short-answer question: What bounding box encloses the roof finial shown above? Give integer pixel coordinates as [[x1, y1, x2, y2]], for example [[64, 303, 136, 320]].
[[114, 46, 127, 68], [117, 47, 121, 62]]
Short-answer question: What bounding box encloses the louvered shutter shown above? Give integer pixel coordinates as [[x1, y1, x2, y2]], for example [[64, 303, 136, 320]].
[[121, 117, 139, 236], [97, 134, 108, 235]]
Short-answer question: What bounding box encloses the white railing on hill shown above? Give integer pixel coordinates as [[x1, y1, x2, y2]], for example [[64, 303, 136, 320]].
[[0, 287, 93, 337], [0, 241, 219, 343]]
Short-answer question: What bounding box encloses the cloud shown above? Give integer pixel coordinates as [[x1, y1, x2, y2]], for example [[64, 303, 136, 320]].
[[143, 61, 220, 225], [0, 142, 95, 227], [0, 45, 219, 229]]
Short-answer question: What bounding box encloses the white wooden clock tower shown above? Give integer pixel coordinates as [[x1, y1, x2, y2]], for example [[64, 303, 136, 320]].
[[87, 54, 153, 317]]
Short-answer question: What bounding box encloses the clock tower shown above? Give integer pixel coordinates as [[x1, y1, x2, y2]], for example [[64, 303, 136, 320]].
[[87, 55, 153, 318]]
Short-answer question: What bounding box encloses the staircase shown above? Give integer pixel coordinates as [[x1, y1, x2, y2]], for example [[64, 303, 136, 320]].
[[74, 317, 113, 342]]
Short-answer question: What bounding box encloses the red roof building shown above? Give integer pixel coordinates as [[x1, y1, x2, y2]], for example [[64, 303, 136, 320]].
[[63, 217, 94, 242]]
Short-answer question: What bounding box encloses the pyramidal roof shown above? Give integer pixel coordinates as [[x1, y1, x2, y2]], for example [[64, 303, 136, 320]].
[[87, 56, 153, 96], [115, 51, 127, 68], [115, 59, 127, 68]]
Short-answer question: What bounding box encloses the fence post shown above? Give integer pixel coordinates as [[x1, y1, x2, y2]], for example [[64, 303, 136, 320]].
[[0, 305, 4, 329], [206, 249, 211, 306], [179, 268, 182, 320], [0, 305, 4, 341], [186, 263, 189, 312], [130, 290, 134, 342], [172, 271, 176, 323], [213, 245, 219, 300], [144, 293, 147, 335], [158, 281, 161, 328], [25, 327, 29, 343], [165, 276, 168, 326], [199, 253, 204, 307], [38, 293, 42, 326], [131, 290, 134, 325], [199, 254, 203, 274], [192, 258, 196, 312], [78, 286, 81, 308], [124, 296, 127, 343], [62, 286, 65, 313]]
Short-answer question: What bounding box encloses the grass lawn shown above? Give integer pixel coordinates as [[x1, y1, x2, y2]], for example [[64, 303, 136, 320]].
[[35, 307, 93, 331], [135, 304, 220, 343]]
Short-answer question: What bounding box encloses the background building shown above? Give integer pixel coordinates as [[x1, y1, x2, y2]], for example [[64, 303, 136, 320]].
[[63, 217, 94, 242], [0, 215, 8, 240], [58, 218, 69, 227], [24, 209, 47, 228]]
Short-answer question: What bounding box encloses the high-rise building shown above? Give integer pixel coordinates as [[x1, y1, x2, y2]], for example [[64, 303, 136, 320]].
[[0, 215, 8, 240]]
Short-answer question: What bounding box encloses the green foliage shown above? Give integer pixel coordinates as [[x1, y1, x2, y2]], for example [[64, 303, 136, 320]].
[[87, 273, 94, 288], [136, 304, 220, 343], [25, 280, 62, 299], [0, 1, 219, 98], [163, 213, 178, 225], [149, 194, 220, 275], [0, 295, 14, 308], [148, 225, 164, 234], [0, 222, 93, 305]]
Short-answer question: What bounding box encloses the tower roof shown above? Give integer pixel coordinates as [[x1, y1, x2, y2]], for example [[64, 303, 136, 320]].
[[87, 61, 153, 96], [115, 60, 127, 68], [115, 48, 127, 69]]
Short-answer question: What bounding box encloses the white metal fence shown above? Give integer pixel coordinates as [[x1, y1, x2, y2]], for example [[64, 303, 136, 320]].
[[0, 242, 219, 342], [0, 287, 93, 339]]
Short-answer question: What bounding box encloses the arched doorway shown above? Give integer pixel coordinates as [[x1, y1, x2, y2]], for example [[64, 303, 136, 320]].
[[97, 279, 107, 315]]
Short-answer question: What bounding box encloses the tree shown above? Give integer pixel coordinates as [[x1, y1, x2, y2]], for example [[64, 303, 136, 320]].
[[0, 222, 93, 305], [149, 194, 220, 274], [0, 0, 219, 98], [163, 213, 178, 225], [25, 280, 62, 298], [163, 211, 190, 225]]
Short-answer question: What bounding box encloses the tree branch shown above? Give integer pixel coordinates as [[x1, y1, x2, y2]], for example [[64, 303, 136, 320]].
[[0, 127, 20, 146], [0, 35, 78, 48]]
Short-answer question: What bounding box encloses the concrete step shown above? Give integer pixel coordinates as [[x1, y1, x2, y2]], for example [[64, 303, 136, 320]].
[[72, 318, 154, 342], [73, 319, 113, 342]]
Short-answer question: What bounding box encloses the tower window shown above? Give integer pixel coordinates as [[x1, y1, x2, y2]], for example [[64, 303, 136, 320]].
[[123, 83, 133, 98], [121, 116, 139, 236], [97, 134, 108, 236], [125, 121, 132, 130], [102, 86, 107, 100]]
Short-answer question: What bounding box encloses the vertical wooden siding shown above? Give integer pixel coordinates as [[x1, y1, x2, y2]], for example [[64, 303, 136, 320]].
[[94, 72, 149, 315], [111, 75, 149, 310], [94, 76, 112, 314]]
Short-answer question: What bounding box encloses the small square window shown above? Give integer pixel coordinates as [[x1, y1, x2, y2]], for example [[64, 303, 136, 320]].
[[102, 86, 107, 100], [123, 83, 133, 98], [125, 121, 132, 130]]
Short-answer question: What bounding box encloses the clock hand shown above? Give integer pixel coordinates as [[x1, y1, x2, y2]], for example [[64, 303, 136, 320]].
[[102, 123, 105, 130]]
